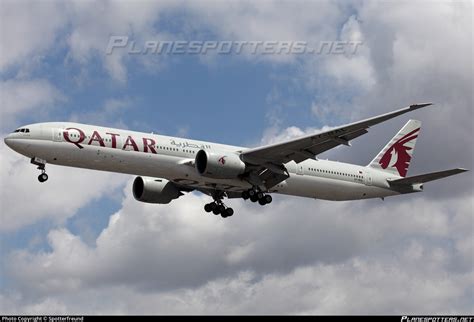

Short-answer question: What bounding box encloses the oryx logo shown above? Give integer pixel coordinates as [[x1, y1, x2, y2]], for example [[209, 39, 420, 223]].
[[379, 128, 420, 177], [218, 156, 226, 165]]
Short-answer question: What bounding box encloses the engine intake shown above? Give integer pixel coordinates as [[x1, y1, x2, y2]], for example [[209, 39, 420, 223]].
[[195, 149, 246, 179], [132, 176, 182, 204]]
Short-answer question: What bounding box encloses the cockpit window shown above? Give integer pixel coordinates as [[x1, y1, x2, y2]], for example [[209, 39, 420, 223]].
[[13, 128, 30, 133]]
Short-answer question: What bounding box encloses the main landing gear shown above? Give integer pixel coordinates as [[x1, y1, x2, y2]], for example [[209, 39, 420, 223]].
[[203, 188, 272, 218], [204, 202, 234, 218], [31, 157, 48, 183], [241, 187, 272, 206], [204, 191, 234, 218]]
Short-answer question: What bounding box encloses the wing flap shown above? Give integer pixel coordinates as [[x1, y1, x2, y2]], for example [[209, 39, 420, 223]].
[[258, 168, 290, 189]]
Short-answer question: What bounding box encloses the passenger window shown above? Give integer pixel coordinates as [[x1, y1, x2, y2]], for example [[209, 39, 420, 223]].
[[25, 129, 30, 133]]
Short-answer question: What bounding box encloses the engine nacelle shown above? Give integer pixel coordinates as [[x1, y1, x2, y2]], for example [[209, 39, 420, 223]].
[[132, 176, 182, 204], [195, 149, 246, 179]]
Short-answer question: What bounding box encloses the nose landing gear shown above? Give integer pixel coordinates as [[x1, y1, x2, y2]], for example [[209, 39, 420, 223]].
[[31, 157, 48, 183], [38, 172, 49, 183]]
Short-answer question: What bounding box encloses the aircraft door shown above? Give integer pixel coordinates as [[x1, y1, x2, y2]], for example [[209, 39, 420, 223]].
[[52, 128, 63, 142], [364, 171, 372, 186], [297, 164, 304, 175]]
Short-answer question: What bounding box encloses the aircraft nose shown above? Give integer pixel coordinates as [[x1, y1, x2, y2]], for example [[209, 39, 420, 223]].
[[4, 134, 31, 155], [4, 134, 18, 150], [4, 136, 12, 148]]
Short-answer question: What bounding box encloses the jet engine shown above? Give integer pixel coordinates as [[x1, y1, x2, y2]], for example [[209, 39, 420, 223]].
[[132, 176, 182, 204], [195, 149, 246, 179]]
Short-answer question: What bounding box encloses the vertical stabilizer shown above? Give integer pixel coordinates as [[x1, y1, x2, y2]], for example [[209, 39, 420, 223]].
[[368, 120, 421, 177]]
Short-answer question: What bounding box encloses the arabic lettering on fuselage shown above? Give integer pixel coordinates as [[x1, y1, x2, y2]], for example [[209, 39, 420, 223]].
[[170, 139, 211, 149], [62, 127, 210, 153]]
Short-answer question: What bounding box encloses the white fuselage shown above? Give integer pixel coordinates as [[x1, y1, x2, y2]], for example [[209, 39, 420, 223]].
[[4, 122, 403, 201]]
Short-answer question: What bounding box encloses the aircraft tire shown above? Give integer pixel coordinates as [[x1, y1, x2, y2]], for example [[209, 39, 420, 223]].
[[264, 195, 272, 204], [204, 203, 213, 212], [38, 173, 48, 183]]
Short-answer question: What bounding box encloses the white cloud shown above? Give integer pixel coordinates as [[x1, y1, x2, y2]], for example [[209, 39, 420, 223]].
[[0, 79, 64, 129], [344, 1, 473, 181], [68, 97, 135, 129], [64, 1, 177, 83], [0, 0, 66, 72], [323, 54, 375, 91], [185, 1, 341, 53], [260, 125, 339, 147], [1, 0, 173, 82], [0, 141, 128, 231], [3, 185, 472, 314], [260, 125, 316, 145], [317, 15, 375, 92]]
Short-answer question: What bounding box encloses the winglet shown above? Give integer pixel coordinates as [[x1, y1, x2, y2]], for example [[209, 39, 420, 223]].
[[409, 102, 433, 110]]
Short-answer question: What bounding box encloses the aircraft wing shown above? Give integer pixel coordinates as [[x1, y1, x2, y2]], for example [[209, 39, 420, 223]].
[[241, 103, 433, 166]]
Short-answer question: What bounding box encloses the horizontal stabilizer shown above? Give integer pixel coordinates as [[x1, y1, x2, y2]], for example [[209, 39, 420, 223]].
[[388, 168, 468, 185]]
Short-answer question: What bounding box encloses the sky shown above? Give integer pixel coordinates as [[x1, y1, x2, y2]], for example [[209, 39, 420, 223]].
[[0, 0, 473, 315]]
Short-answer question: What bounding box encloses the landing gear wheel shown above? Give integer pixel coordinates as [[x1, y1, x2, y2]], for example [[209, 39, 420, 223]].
[[250, 195, 259, 202], [218, 204, 226, 214], [212, 203, 226, 215], [225, 208, 234, 217], [257, 192, 264, 200], [258, 198, 267, 206], [242, 191, 249, 200], [248, 189, 256, 197], [38, 173, 48, 183], [221, 208, 234, 218], [204, 203, 213, 213], [264, 195, 272, 204]]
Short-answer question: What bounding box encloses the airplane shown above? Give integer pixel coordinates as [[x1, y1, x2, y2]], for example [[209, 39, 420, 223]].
[[3, 103, 468, 218]]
